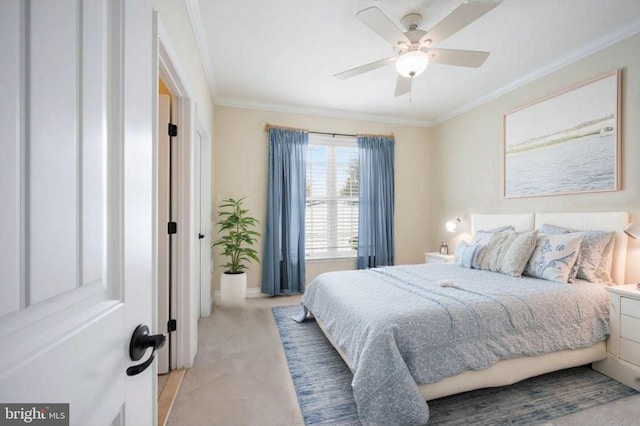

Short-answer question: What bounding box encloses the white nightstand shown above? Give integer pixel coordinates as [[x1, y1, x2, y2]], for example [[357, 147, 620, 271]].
[[424, 252, 455, 264], [592, 284, 640, 391]]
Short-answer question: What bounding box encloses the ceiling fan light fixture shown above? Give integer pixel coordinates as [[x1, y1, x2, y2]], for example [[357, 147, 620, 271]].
[[395, 50, 429, 78]]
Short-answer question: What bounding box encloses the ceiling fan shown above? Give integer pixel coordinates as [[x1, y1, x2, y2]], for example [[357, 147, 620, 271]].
[[334, 0, 503, 97]]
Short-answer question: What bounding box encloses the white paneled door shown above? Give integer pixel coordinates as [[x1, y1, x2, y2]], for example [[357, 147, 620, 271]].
[[0, 0, 156, 425]]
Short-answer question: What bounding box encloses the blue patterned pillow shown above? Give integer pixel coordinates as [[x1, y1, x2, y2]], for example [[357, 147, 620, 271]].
[[454, 241, 480, 269], [595, 238, 615, 284], [524, 233, 583, 283]]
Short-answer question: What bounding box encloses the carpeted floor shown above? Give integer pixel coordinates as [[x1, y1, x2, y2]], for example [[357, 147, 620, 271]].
[[273, 305, 638, 425], [166, 296, 640, 425]]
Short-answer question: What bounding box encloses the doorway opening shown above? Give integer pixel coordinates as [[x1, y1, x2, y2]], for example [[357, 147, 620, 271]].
[[156, 19, 213, 376]]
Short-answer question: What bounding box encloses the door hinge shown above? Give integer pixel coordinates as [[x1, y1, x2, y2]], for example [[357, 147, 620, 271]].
[[167, 319, 177, 332], [168, 222, 177, 234], [168, 123, 178, 137]]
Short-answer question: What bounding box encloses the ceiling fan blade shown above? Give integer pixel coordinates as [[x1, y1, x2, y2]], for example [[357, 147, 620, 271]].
[[357, 6, 411, 47], [394, 75, 411, 97], [420, 0, 502, 46], [427, 48, 490, 68], [334, 57, 397, 80]]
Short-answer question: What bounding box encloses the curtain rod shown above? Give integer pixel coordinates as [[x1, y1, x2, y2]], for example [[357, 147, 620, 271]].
[[264, 123, 394, 139]]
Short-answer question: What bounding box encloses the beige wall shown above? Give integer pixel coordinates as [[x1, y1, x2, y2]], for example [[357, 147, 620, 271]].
[[213, 106, 432, 292], [430, 33, 640, 282]]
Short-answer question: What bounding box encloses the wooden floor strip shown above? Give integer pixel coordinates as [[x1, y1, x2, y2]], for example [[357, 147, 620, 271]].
[[158, 369, 186, 426]]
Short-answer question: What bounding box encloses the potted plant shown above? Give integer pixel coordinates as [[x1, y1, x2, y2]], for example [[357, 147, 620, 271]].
[[212, 197, 261, 306]]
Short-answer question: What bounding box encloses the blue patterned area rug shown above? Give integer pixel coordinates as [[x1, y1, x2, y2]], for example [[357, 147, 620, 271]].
[[273, 305, 637, 425]]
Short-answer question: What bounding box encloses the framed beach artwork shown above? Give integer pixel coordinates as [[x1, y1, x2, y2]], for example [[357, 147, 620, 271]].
[[503, 70, 621, 198]]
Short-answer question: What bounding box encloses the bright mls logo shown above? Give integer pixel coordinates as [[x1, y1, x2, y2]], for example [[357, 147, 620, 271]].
[[0, 404, 68, 426]]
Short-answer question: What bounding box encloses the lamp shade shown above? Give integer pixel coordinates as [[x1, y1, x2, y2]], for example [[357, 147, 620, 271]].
[[445, 217, 461, 233], [395, 50, 429, 78], [624, 222, 640, 240]]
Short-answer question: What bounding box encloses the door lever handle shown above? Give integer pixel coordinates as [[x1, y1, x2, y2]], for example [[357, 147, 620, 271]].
[[126, 324, 166, 376], [198, 233, 205, 239]]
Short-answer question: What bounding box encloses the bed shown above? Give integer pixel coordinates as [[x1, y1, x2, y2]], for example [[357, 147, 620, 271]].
[[299, 212, 629, 425]]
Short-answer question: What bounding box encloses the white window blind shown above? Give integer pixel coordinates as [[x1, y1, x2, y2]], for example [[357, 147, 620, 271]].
[[306, 135, 358, 258]]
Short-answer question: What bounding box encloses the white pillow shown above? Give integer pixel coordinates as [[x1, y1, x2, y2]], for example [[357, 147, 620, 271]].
[[524, 233, 583, 283]]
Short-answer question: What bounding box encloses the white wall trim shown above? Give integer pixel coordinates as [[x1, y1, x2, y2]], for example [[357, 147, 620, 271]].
[[428, 16, 640, 126], [157, 18, 193, 98], [196, 114, 213, 319], [183, 0, 217, 99], [214, 97, 432, 128], [158, 17, 199, 369], [177, 99, 195, 369], [213, 287, 268, 301]]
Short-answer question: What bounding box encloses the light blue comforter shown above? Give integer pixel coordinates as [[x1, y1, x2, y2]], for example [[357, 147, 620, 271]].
[[300, 263, 610, 425]]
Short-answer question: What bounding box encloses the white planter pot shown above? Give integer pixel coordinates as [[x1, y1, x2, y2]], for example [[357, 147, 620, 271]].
[[220, 272, 247, 306]]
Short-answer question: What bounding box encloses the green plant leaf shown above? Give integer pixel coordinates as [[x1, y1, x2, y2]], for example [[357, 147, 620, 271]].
[[212, 196, 261, 272]]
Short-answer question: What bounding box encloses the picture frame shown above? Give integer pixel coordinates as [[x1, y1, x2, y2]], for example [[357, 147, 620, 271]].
[[503, 70, 621, 198]]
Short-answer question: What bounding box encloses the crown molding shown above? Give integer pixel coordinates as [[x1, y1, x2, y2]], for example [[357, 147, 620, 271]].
[[183, 0, 217, 99], [215, 15, 640, 130], [214, 98, 432, 128], [428, 16, 640, 126], [182, 4, 639, 129]]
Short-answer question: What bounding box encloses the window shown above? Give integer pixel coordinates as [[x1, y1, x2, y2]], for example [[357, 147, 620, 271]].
[[305, 135, 358, 258]]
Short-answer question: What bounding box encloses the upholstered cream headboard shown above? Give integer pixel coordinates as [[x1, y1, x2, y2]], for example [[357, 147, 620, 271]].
[[470, 212, 629, 284]]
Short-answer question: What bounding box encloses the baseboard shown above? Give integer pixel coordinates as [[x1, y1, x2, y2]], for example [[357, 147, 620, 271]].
[[593, 355, 640, 392], [213, 287, 268, 301]]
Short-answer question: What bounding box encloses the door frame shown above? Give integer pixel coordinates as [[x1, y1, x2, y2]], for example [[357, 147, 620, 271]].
[[156, 93, 171, 374], [157, 17, 206, 369], [196, 117, 213, 318]]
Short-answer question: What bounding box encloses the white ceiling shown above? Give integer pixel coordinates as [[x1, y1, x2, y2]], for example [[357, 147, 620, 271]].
[[195, 0, 640, 126]]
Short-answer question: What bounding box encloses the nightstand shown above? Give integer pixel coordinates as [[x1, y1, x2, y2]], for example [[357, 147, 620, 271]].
[[592, 284, 640, 391], [424, 252, 455, 264]]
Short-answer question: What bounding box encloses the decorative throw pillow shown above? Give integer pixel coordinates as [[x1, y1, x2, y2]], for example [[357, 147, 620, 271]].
[[539, 224, 571, 234], [524, 233, 583, 283], [476, 231, 514, 272], [595, 237, 615, 284], [454, 241, 480, 269], [575, 231, 614, 282], [470, 226, 515, 269], [540, 224, 579, 281], [496, 230, 539, 277], [539, 224, 614, 283], [470, 226, 515, 245]]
